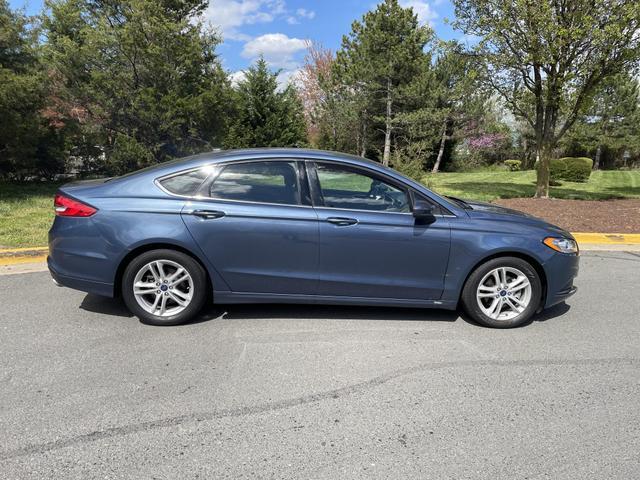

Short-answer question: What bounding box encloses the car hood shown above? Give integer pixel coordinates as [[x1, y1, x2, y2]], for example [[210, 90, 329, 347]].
[[462, 199, 573, 238]]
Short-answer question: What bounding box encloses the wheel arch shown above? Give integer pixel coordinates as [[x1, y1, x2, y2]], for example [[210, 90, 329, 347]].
[[114, 242, 212, 298], [458, 251, 548, 311]]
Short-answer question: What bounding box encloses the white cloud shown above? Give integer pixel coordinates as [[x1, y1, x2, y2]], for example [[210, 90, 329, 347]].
[[296, 8, 315, 20], [399, 0, 438, 25], [229, 70, 247, 86], [242, 33, 307, 69], [277, 68, 302, 90], [202, 0, 286, 41], [286, 8, 315, 25], [228, 67, 300, 91]]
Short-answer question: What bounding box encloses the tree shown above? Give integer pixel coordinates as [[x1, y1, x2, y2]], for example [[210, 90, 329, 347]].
[[453, 0, 640, 197], [298, 42, 365, 155], [0, 1, 65, 179], [224, 58, 307, 149], [562, 73, 640, 169], [429, 42, 484, 173], [43, 0, 231, 175], [335, 0, 432, 166]]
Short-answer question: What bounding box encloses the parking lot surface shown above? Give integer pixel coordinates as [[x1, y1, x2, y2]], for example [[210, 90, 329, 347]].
[[1, 251, 639, 479]]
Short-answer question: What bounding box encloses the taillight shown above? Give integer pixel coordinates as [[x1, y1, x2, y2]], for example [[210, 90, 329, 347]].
[[54, 194, 97, 217]]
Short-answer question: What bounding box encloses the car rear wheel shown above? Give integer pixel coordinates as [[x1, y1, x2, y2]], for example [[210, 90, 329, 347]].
[[461, 257, 542, 328], [122, 249, 207, 326]]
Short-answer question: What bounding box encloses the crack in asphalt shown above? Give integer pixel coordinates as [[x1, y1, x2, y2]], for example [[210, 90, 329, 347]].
[[1, 356, 637, 462], [583, 252, 640, 262]]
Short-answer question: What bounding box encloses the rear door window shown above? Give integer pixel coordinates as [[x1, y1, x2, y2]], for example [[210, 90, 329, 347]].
[[209, 161, 301, 206]]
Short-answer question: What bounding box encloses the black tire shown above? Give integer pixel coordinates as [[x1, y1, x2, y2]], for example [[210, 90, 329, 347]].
[[461, 256, 542, 328], [122, 249, 207, 326]]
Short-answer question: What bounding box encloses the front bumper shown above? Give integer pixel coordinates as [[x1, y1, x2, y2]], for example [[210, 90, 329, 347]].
[[543, 252, 580, 308]]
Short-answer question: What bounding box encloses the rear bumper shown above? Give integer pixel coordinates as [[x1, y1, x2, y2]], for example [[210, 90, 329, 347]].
[[48, 257, 114, 297]]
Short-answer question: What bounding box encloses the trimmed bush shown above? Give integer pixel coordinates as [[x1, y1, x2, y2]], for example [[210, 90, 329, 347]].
[[504, 159, 522, 171], [550, 157, 593, 182]]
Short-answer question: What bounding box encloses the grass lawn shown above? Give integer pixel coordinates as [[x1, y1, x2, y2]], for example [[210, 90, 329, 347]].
[[0, 169, 639, 248], [425, 169, 640, 202], [0, 182, 60, 248]]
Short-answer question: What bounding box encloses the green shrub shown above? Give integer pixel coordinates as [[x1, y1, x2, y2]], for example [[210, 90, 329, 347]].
[[391, 150, 427, 182], [550, 157, 593, 182], [504, 159, 522, 171]]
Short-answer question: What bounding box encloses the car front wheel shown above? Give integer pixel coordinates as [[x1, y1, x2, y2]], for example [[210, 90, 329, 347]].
[[461, 257, 542, 328], [122, 249, 207, 326]]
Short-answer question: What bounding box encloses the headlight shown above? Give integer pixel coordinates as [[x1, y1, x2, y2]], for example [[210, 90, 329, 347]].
[[543, 237, 579, 254]]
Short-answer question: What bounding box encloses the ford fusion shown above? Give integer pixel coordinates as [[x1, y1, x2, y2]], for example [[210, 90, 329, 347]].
[[48, 149, 578, 328]]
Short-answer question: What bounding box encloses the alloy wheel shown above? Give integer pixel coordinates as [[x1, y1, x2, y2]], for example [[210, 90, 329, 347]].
[[476, 266, 532, 321], [132, 259, 193, 317]]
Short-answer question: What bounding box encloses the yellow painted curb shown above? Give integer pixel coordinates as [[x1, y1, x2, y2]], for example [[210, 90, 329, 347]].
[[572, 233, 640, 245], [0, 246, 48, 254], [0, 254, 48, 266]]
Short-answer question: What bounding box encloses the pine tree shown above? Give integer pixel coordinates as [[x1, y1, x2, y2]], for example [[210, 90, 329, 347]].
[[335, 0, 432, 165], [0, 1, 64, 179], [224, 58, 307, 149], [43, 0, 232, 175]]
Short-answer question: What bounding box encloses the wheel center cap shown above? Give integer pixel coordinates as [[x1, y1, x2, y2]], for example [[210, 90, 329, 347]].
[[160, 284, 168, 292], [499, 290, 507, 297]]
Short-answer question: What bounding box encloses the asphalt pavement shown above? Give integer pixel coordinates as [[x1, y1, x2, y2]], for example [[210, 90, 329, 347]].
[[1, 251, 639, 479]]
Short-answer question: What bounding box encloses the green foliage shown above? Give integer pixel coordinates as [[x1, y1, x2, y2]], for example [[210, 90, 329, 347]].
[[453, 0, 640, 196], [224, 58, 307, 149], [0, 1, 64, 180], [334, 0, 435, 165], [561, 73, 640, 169], [43, 0, 232, 176], [391, 148, 427, 181], [547, 157, 593, 183], [504, 160, 521, 171]]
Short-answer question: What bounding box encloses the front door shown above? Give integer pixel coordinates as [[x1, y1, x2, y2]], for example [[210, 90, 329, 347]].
[[310, 161, 451, 300], [181, 160, 319, 295]]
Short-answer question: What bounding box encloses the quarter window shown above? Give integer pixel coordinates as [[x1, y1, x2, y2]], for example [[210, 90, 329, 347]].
[[159, 169, 208, 196], [315, 163, 410, 213], [209, 161, 300, 206]]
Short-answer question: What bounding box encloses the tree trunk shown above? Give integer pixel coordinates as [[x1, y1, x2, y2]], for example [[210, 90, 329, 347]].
[[432, 121, 448, 173], [594, 144, 601, 170], [382, 77, 392, 167], [360, 110, 367, 157], [535, 143, 552, 198]]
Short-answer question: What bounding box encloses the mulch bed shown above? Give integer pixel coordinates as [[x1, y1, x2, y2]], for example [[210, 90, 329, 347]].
[[492, 198, 640, 233]]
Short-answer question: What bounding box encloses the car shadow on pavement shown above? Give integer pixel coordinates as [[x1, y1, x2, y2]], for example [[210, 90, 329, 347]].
[[80, 294, 133, 318], [457, 301, 571, 327], [200, 304, 460, 323], [78, 294, 571, 327]]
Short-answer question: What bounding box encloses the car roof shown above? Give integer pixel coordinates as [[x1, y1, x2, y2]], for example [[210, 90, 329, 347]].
[[169, 148, 381, 170]]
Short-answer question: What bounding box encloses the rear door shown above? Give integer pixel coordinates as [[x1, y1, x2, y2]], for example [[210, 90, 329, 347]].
[[309, 161, 451, 300], [179, 160, 319, 295]]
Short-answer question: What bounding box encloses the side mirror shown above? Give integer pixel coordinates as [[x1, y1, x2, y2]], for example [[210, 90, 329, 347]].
[[412, 198, 435, 219]]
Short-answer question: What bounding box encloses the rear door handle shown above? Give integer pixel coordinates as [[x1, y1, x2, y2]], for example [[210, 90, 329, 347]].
[[190, 209, 226, 220], [326, 217, 358, 226]]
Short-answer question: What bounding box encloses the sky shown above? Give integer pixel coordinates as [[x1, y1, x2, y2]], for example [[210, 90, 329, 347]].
[[10, 0, 461, 85]]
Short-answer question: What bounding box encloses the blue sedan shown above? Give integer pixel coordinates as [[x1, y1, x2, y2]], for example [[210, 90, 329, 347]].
[[48, 148, 579, 328]]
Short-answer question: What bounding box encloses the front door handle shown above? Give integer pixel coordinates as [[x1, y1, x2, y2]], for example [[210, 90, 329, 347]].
[[326, 217, 358, 226], [190, 209, 226, 220]]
